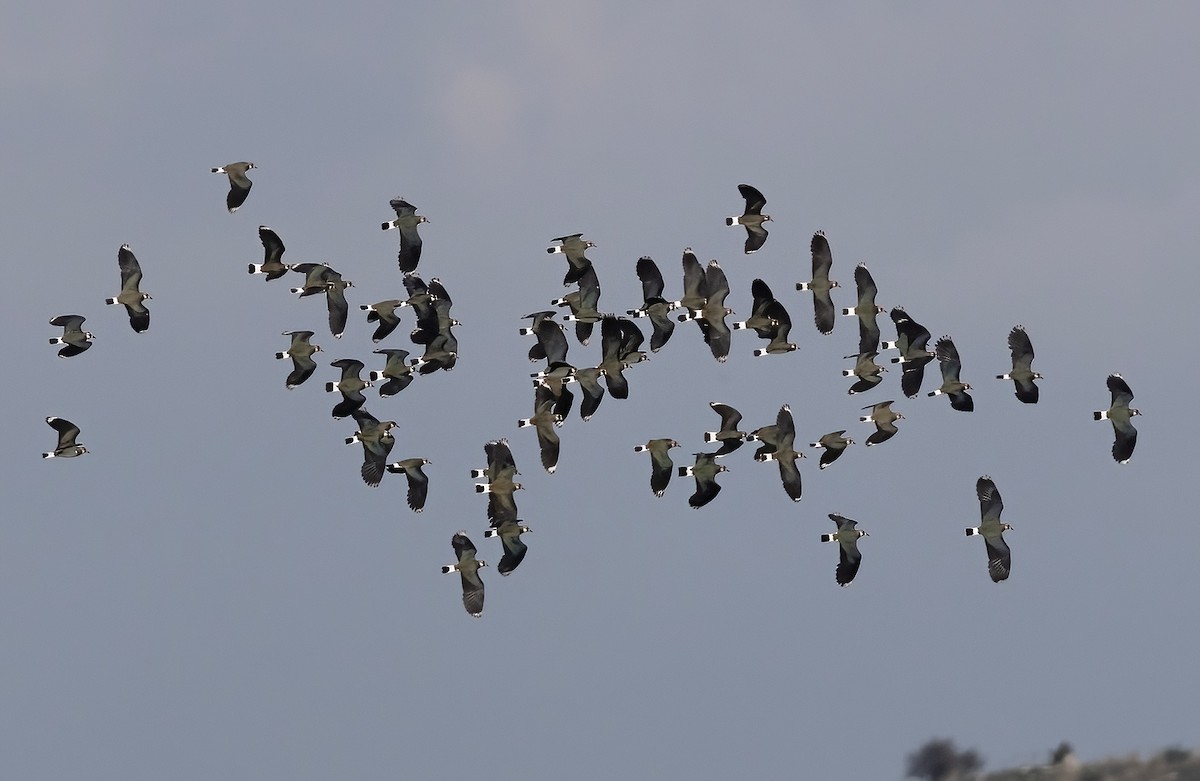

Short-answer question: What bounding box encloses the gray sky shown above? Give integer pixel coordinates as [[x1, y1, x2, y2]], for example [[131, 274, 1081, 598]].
[[3, 2, 1198, 778]]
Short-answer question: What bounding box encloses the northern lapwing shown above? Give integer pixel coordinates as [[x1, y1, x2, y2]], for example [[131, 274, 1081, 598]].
[[48, 315, 94, 358], [573, 366, 606, 421], [735, 279, 796, 356], [930, 336, 974, 411], [370, 348, 415, 397], [442, 532, 485, 617], [42, 416, 88, 458], [634, 438, 680, 497], [883, 307, 934, 398], [346, 409, 395, 488], [796, 231, 840, 335], [703, 401, 747, 456], [998, 325, 1041, 404], [810, 430, 854, 470], [290, 263, 353, 339], [474, 439, 523, 525], [1094, 374, 1141, 464], [756, 404, 804, 501], [679, 451, 728, 509], [249, 225, 290, 280], [381, 198, 428, 273], [518, 390, 563, 473], [484, 520, 531, 576], [860, 401, 902, 446], [673, 249, 708, 313], [360, 300, 405, 343], [678, 259, 734, 362], [386, 457, 431, 512], [843, 351, 886, 395], [547, 233, 596, 286], [626, 256, 677, 352], [105, 244, 151, 332], [725, 183, 771, 253], [820, 514, 869, 586], [327, 358, 371, 418], [842, 263, 885, 354], [556, 264, 605, 345], [211, 162, 255, 213], [276, 330, 321, 389], [598, 316, 646, 399], [966, 476, 1012, 583], [520, 310, 560, 362]]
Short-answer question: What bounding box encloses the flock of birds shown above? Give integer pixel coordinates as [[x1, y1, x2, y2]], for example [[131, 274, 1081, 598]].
[[41, 173, 1143, 615]]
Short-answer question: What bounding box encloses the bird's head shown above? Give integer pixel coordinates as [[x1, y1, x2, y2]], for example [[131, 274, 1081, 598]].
[[1131, 408, 1143, 417]]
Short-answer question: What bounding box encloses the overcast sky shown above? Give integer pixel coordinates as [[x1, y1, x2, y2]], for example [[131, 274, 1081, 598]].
[[3, 2, 1198, 779]]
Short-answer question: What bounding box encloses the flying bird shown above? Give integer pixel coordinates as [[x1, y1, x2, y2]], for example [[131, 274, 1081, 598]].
[[519, 310, 560, 361], [1094, 374, 1141, 464], [678, 259, 734, 362], [795, 231, 840, 335], [105, 244, 151, 332], [555, 264, 605, 345], [211, 162, 256, 213], [820, 514, 869, 586], [725, 183, 771, 253], [703, 401, 748, 456], [842, 263, 885, 354], [275, 330, 321, 389], [442, 532, 486, 617], [809, 431, 854, 470], [249, 225, 291, 280], [883, 307, 935, 398], [385, 457, 431, 512], [843, 351, 886, 395], [756, 405, 804, 501], [634, 438, 680, 497], [484, 520, 532, 576], [369, 348, 416, 397], [597, 316, 646, 399], [326, 358, 371, 419], [48, 315, 94, 358], [859, 401, 903, 446], [573, 366, 606, 421], [381, 198, 428, 273], [345, 409, 396, 488], [997, 325, 1041, 404], [518, 388, 563, 473], [929, 336, 974, 411], [360, 299, 405, 343], [966, 476, 1013, 583], [626, 256, 677, 352], [679, 451, 728, 509], [735, 279, 796, 356], [290, 263, 353, 339], [474, 439, 523, 525], [42, 416, 88, 459], [547, 233, 596, 286]]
